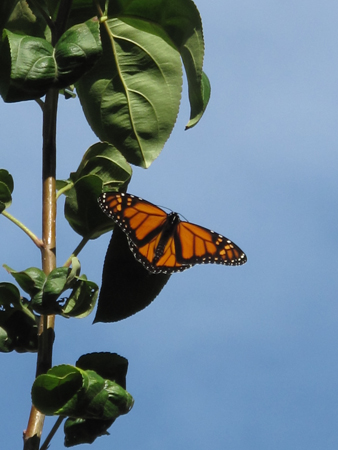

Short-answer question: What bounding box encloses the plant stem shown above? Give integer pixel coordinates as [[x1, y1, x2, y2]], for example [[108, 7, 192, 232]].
[[63, 235, 91, 267], [23, 2, 74, 448], [1, 210, 43, 249], [40, 416, 65, 450], [23, 87, 59, 450], [56, 181, 74, 199]]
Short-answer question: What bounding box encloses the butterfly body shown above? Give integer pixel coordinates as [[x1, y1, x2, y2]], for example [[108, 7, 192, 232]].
[[152, 212, 180, 263], [98, 192, 247, 274]]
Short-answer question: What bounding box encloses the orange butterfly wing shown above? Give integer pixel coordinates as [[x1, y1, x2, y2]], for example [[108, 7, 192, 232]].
[[98, 192, 247, 274]]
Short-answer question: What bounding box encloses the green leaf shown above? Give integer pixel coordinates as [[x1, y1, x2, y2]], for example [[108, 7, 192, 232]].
[[63, 352, 129, 446], [94, 226, 170, 323], [64, 175, 112, 238], [4, 265, 46, 297], [0, 182, 11, 213], [186, 71, 211, 129], [64, 417, 114, 447], [108, 0, 208, 129], [0, 30, 56, 101], [32, 365, 83, 415], [0, 282, 38, 353], [0, 169, 14, 193], [0, 169, 13, 212], [0, 326, 13, 353], [0, 281, 23, 310], [0, 309, 38, 353], [76, 17, 182, 168], [3, 259, 97, 317], [0, 0, 17, 33], [71, 142, 132, 184], [1, 0, 47, 39], [54, 18, 103, 86], [63, 257, 82, 290], [59, 142, 131, 238], [0, 18, 102, 102], [61, 276, 98, 318], [0, 282, 35, 320], [76, 352, 129, 388], [44, 267, 70, 300], [32, 365, 134, 420]]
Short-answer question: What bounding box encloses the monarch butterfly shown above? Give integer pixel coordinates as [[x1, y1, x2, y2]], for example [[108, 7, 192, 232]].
[[98, 192, 247, 274]]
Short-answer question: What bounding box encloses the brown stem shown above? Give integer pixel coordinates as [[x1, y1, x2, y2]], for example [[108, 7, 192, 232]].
[[23, 88, 59, 450], [23, 2, 74, 448]]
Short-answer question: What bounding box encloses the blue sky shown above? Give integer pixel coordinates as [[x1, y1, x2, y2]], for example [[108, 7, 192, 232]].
[[1, 1, 338, 449]]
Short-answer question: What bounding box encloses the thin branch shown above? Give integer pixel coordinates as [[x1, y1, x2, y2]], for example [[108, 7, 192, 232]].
[[54, 0, 74, 43], [93, 0, 105, 18], [39, 416, 65, 450], [56, 181, 74, 199], [1, 210, 44, 249], [63, 235, 91, 267], [28, 0, 55, 33], [35, 98, 45, 112]]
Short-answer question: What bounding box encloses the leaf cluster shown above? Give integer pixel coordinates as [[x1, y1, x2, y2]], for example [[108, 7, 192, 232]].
[[32, 353, 133, 446], [1, 0, 210, 168]]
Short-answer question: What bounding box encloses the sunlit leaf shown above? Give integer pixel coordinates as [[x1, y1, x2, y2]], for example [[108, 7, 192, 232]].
[[77, 17, 182, 168], [106, 0, 208, 130], [32, 364, 134, 419]]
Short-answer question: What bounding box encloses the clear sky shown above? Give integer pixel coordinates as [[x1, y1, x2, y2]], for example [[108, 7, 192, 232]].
[[1, 1, 338, 449]]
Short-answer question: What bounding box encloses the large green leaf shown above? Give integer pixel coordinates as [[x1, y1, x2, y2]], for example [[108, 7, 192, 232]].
[[76, 17, 182, 168], [72, 0, 209, 137], [110, 0, 210, 129], [111, 0, 210, 128]]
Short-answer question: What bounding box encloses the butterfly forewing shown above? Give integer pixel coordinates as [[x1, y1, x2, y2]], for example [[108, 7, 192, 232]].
[[99, 192, 168, 245]]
